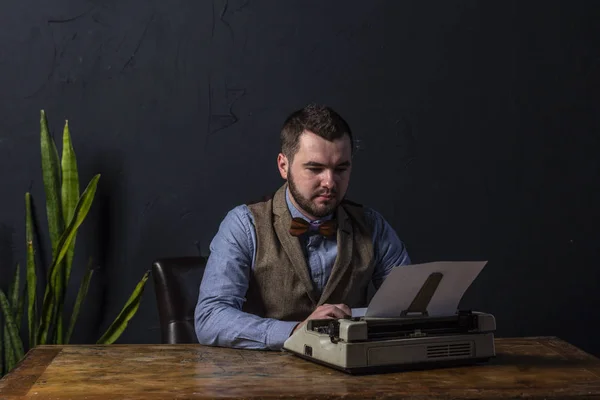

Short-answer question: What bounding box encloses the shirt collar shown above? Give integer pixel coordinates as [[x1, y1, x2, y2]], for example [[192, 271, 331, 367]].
[[285, 186, 334, 223]]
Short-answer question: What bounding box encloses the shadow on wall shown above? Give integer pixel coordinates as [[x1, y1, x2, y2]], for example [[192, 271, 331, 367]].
[[65, 148, 126, 343], [0, 224, 15, 291]]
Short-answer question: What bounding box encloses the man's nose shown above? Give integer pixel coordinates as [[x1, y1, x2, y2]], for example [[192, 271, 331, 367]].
[[321, 170, 335, 189]]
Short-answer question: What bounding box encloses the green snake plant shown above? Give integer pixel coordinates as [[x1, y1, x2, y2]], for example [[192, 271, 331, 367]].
[[0, 110, 150, 377]]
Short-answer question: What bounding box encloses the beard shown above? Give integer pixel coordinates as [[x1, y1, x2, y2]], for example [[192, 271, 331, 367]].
[[287, 171, 339, 218]]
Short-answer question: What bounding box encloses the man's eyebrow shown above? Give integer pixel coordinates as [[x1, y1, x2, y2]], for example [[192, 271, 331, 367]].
[[303, 161, 351, 168]]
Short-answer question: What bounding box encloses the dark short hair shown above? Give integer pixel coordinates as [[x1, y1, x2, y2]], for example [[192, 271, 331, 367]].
[[280, 104, 353, 160]]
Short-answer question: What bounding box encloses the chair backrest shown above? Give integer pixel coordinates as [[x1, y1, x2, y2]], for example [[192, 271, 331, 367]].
[[152, 256, 207, 344]]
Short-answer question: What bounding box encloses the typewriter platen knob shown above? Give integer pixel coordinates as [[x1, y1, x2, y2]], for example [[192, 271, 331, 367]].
[[327, 320, 341, 343]]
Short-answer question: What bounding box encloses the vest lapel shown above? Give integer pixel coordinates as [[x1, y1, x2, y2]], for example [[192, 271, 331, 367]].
[[318, 204, 353, 306], [272, 185, 319, 306]]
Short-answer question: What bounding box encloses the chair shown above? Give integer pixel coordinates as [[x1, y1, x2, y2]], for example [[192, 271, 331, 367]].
[[152, 256, 208, 344]]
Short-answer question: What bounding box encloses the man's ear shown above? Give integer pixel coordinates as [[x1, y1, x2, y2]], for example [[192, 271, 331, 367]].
[[277, 153, 289, 180]]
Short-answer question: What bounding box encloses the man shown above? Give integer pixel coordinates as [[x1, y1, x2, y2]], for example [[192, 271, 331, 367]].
[[194, 104, 410, 350]]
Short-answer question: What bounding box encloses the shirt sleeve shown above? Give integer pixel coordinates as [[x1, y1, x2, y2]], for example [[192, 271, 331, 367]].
[[194, 205, 298, 350], [364, 207, 411, 289]]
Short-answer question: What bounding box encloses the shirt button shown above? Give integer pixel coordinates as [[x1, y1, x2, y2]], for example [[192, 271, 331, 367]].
[[308, 245, 315, 251]]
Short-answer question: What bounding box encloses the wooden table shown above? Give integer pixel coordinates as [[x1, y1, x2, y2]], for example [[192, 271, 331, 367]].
[[1, 337, 600, 399]]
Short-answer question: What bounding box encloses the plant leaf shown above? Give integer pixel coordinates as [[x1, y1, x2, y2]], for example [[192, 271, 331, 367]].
[[41, 110, 67, 345], [61, 120, 79, 292], [96, 271, 150, 344], [65, 259, 94, 344], [0, 290, 24, 362], [8, 286, 27, 373], [4, 263, 23, 373], [9, 263, 20, 316], [16, 285, 26, 333], [53, 302, 63, 345], [58, 120, 80, 345], [3, 324, 14, 374], [25, 192, 37, 348], [37, 174, 100, 345], [40, 109, 64, 256]]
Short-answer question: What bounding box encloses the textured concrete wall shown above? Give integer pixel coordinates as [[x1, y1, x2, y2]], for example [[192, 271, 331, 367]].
[[0, 0, 598, 355]]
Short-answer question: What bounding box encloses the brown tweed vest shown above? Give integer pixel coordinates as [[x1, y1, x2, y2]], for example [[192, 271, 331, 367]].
[[243, 183, 374, 321]]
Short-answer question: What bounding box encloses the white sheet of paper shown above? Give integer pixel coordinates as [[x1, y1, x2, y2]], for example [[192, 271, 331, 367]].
[[364, 261, 487, 318]]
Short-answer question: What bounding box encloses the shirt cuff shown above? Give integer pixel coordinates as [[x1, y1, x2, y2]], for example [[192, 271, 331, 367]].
[[266, 320, 299, 350]]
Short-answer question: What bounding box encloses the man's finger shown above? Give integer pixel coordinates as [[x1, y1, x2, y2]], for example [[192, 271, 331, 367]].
[[334, 304, 351, 316], [329, 306, 349, 319]]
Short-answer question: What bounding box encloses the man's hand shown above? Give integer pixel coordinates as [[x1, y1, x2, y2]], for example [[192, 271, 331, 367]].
[[292, 303, 351, 334]]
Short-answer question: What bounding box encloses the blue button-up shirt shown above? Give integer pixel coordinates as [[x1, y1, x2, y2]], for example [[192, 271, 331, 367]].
[[194, 189, 411, 350]]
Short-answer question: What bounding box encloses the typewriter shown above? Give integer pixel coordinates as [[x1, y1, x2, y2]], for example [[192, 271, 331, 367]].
[[283, 264, 496, 374]]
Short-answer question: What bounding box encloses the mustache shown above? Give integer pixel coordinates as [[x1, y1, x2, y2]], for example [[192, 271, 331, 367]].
[[314, 189, 337, 197]]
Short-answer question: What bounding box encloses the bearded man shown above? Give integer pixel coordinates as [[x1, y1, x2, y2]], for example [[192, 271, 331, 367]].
[[194, 104, 411, 350]]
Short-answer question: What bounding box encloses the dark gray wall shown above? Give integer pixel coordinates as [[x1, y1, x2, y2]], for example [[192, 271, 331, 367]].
[[1, 1, 599, 355]]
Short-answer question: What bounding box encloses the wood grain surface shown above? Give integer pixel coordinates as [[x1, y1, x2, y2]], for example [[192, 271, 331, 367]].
[[1, 337, 599, 399]]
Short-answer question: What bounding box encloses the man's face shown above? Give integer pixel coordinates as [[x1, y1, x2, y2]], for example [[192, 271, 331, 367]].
[[277, 130, 352, 220]]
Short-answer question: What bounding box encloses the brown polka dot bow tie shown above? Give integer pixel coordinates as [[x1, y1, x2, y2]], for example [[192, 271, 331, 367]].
[[289, 217, 337, 238]]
